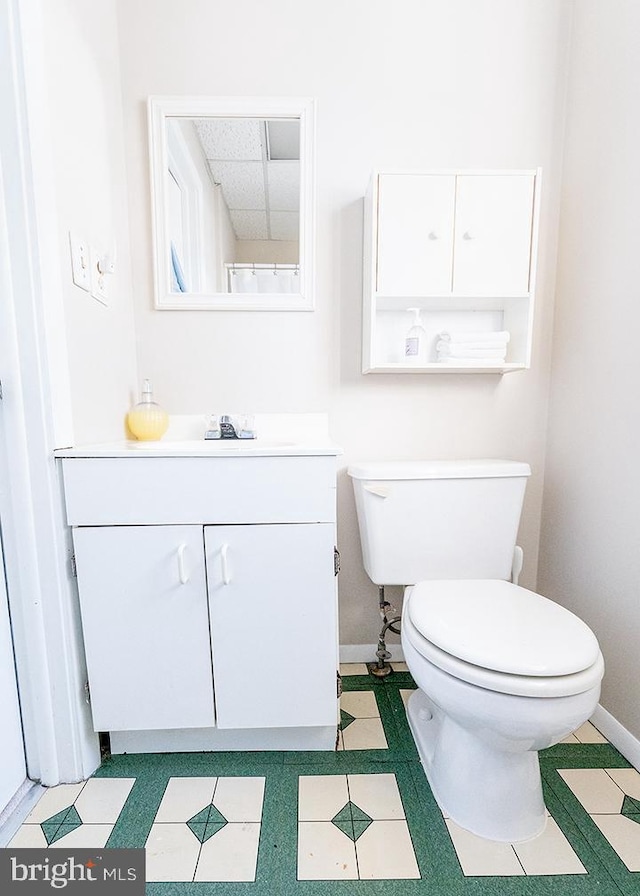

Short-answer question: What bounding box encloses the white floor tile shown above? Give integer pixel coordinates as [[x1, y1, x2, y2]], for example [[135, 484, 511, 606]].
[[341, 690, 379, 718], [340, 663, 368, 676], [341, 718, 388, 751], [195, 822, 261, 881], [24, 783, 85, 824], [298, 775, 349, 822], [445, 820, 525, 876], [53, 824, 114, 848], [399, 689, 414, 709], [605, 767, 640, 800], [212, 777, 265, 823], [8, 825, 48, 847], [512, 818, 586, 875], [154, 777, 217, 823], [573, 721, 608, 743], [74, 778, 135, 824], [592, 814, 640, 872], [561, 733, 580, 744], [391, 662, 409, 672], [356, 820, 420, 879], [145, 822, 201, 882], [559, 769, 625, 814], [297, 822, 358, 880], [347, 774, 405, 820]]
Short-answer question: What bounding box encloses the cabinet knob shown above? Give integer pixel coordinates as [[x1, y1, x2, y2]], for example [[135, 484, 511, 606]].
[[463, 231, 474, 240], [428, 232, 438, 241]]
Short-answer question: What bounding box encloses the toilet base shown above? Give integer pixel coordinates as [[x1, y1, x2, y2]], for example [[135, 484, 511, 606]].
[[407, 689, 547, 842]]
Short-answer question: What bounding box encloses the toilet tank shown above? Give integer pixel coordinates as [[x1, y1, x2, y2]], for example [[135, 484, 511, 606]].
[[348, 459, 530, 585]]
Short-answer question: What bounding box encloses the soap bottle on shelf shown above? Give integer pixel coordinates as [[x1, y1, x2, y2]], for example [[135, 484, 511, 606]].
[[126, 379, 169, 441], [404, 308, 428, 365]]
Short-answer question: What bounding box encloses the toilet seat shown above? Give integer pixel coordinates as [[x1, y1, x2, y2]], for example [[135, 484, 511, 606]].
[[405, 580, 604, 698]]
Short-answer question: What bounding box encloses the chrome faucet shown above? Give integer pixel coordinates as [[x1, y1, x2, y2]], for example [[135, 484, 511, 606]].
[[204, 414, 256, 440]]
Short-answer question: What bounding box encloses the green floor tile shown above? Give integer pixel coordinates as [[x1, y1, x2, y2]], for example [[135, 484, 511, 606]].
[[86, 673, 640, 896]]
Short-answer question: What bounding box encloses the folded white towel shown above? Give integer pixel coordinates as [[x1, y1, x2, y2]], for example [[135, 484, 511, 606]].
[[436, 340, 509, 353], [438, 330, 510, 345], [437, 357, 508, 366], [437, 344, 507, 360]]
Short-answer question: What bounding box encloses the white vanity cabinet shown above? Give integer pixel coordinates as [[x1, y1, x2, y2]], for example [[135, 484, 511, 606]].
[[59, 448, 340, 752], [363, 169, 541, 373]]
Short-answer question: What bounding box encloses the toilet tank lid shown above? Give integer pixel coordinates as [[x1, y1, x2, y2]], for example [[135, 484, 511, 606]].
[[347, 459, 531, 481]]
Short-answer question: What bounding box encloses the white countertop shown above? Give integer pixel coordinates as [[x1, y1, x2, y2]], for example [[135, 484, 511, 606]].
[[54, 413, 342, 458]]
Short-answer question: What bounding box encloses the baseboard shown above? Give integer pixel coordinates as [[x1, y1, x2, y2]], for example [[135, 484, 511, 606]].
[[591, 704, 640, 771], [339, 643, 404, 664]]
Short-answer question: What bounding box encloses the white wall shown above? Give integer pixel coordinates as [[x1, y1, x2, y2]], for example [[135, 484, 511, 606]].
[[539, 1, 640, 742], [117, 0, 573, 648], [41, 0, 138, 444]]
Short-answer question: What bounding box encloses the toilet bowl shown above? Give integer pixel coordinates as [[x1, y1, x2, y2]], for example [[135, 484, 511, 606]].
[[347, 459, 605, 843], [402, 579, 604, 841]]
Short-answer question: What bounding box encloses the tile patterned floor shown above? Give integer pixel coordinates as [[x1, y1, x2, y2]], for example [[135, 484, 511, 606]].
[[9, 778, 135, 847], [145, 776, 265, 881], [297, 773, 419, 879], [7, 662, 640, 895]]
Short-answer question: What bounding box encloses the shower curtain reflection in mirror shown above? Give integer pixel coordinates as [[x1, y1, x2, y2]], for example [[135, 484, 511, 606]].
[[227, 263, 299, 294]]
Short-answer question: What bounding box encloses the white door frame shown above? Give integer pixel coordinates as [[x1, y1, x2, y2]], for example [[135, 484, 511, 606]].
[[0, 0, 100, 786]]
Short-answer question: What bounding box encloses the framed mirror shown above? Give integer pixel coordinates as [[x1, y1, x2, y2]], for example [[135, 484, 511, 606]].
[[148, 96, 315, 310]]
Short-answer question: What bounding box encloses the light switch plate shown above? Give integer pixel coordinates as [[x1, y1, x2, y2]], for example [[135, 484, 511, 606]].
[[69, 232, 90, 291], [89, 246, 108, 305]]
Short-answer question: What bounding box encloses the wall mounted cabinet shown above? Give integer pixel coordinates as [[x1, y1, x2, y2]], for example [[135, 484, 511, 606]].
[[363, 169, 541, 373]]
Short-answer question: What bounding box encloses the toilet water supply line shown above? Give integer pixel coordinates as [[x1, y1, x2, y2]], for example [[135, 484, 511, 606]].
[[369, 547, 524, 676], [370, 585, 401, 677]]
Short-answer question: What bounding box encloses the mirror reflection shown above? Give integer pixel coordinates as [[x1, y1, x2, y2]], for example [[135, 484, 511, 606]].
[[167, 117, 300, 295], [149, 96, 314, 311]]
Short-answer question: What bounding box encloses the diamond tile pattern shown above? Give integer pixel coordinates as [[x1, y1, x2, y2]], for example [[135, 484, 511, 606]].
[[331, 801, 373, 841], [41, 805, 83, 845], [186, 802, 228, 843], [6, 670, 640, 893], [621, 794, 640, 823]]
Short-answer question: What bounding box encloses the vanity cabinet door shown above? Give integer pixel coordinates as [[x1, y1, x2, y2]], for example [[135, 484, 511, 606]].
[[205, 523, 338, 730], [452, 174, 535, 296], [376, 174, 456, 296], [73, 525, 215, 732]]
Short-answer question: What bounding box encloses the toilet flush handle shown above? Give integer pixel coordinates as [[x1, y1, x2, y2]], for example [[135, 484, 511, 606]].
[[511, 545, 524, 585], [363, 484, 390, 499]]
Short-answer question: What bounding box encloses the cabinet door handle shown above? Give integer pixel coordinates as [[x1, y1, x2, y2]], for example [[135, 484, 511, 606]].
[[220, 542, 231, 585], [177, 543, 189, 585]]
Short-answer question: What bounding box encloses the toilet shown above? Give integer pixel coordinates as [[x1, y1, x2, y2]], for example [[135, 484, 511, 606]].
[[348, 459, 604, 842]]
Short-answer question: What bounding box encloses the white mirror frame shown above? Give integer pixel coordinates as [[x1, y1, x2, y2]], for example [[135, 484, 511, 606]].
[[148, 95, 316, 311]]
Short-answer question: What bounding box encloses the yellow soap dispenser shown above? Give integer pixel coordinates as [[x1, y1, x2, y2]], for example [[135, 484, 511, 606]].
[[127, 379, 169, 441]]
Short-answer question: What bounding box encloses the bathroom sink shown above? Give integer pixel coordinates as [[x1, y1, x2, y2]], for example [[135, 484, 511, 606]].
[[113, 437, 344, 458], [126, 438, 296, 452], [53, 415, 342, 459]]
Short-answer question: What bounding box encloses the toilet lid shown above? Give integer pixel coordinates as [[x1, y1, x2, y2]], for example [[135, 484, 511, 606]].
[[408, 580, 600, 677]]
